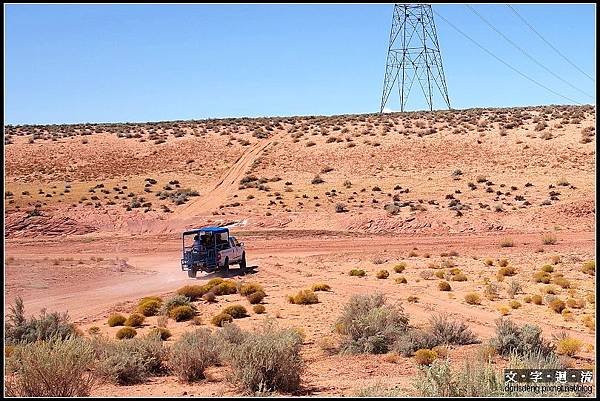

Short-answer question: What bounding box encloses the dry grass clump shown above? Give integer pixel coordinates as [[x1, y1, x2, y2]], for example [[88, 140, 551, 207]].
[[451, 273, 467, 282], [212, 280, 238, 296], [246, 290, 266, 304], [176, 285, 209, 301], [407, 296, 419, 303], [523, 295, 532, 303], [498, 266, 517, 278], [5, 337, 96, 396], [376, 269, 390, 279], [434, 270, 445, 279], [490, 318, 553, 357], [393, 262, 407, 273], [395, 276, 408, 284], [552, 276, 570, 289], [509, 300, 521, 309], [556, 337, 583, 357], [542, 233, 557, 245], [202, 292, 217, 303], [498, 258, 509, 267], [414, 349, 438, 366], [464, 292, 481, 305], [550, 255, 561, 265], [581, 260, 595, 276], [116, 327, 137, 339], [533, 271, 551, 284], [531, 294, 543, 305], [160, 295, 194, 315], [497, 306, 510, 316], [137, 299, 162, 317], [499, 237, 514, 248], [169, 305, 196, 322], [124, 313, 145, 327], [168, 328, 219, 382], [222, 304, 249, 319], [582, 315, 595, 331], [211, 313, 233, 327], [108, 313, 126, 327], [239, 282, 264, 297], [253, 304, 266, 314], [548, 299, 566, 313], [408, 250, 418, 257], [438, 281, 451, 291], [541, 264, 554, 273], [288, 289, 319, 305], [484, 258, 494, 266], [311, 283, 331, 292], [349, 269, 366, 277], [566, 298, 584, 309], [148, 327, 172, 341]]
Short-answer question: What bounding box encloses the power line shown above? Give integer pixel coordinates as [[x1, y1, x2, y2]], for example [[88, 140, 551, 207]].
[[467, 4, 594, 100], [506, 4, 594, 82], [432, 9, 583, 106]]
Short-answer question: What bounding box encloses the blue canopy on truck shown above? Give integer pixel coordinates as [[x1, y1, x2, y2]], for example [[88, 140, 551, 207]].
[[182, 226, 229, 236]]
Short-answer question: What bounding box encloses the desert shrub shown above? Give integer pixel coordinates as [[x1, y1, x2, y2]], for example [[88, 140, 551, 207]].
[[212, 280, 238, 296], [125, 313, 145, 327], [202, 292, 217, 303], [211, 313, 233, 327], [498, 266, 517, 277], [484, 258, 494, 266], [408, 250, 418, 257], [566, 298, 584, 309], [506, 279, 522, 298], [239, 282, 264, 296], [533, 271, 551, 284], [335, 293, 409, 354], [484, 282, 500, 300], [247, 290, 266, 304], [206, 277, 224, 287], [428, 314, 478, 346], [499, 238, 514, 248], [5, 297, 79, 345], [581, 260, 595, 275], [464, 293, 481, 305], [88, 326, 101, 335], [169, 305, 196, 322], [556, 337, 583, 357], [227, 320, 304, 393], [434, 270, 445, 279], [523, 295, 532, 303], [542, 233, 557, 245], [148, 327, 172, 341], [438, 281, 451, 291], [95, 335, 167, 384], [498, 258, 509, 267], [349, 269, 366, 277], [532, 294, 543, 305], [497, 306, 510, 316], [253, 304, 266, 314], [169, 328, 220, 382], [116, 327, 137, 339], [376, 269, 389, 279], [5, 336, 96, 396], [407, 296, 419, 303], [451, 273, 467, 282], [582, 315, 595, 330], [414, 349, 438, 366], [176, 285, 209, 301], [548, 299, 565, 313], [393, 262, 407, 273], [108, 313, 127, 327], [139, 295, 162, 304], [160, 295, 193, 315], [137, 299, 161, 317], [541, 264, 554, 273], [509, 300, 521, 309], [221, 304, 248, 319], [311, 283, 331, 292], [288, 289, 319, 305], [395, 276, 408, 284], [490, 318, 554, 357], [553, 276, 570, 289]]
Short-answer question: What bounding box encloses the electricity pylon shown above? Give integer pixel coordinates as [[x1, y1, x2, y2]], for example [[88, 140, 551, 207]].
[[380, 4, 451, 113]]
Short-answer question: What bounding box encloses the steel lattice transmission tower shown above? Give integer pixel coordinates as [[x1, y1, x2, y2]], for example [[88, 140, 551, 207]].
[[380, 4, 451, 113]]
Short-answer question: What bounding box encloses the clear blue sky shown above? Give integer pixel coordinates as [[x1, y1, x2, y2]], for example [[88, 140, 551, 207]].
[[4, 3, 596, 125]]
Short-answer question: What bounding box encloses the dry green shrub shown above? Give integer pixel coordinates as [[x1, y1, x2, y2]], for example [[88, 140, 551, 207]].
[[253, 304, 266, 314], [414, 349, 438, 366], [227, 320, 304, 393], [438, 281, 451, 291], [464, 293, 481, 305], [376, 270, 389, 279], [553, 276, 570, 289], [484, 282, 500, 300], [509, 300, 521, 309], [451, 273, 467, 282], [222, 304, 249, 319], [556, 337, 583, 357], [581, 260, 595, 276], [490, 318, 554, 357], [349, 269, 366, 277], [160, 295, 193, 315], [288, 289, 319, 305], [566, 298, 584, 309], [202, 292, 217, 303], [176, 285, 209, 301], [533, 271, 551, 284], [169, 305, 196, 322], [211, 313, 233, 327], [212, 280, 238, 296], [507, 279, 522, 298], [532, 294, 543, 305], [395, 276, 408, 284], [311, 283, 331, 292], [335, 293, 409, 354], [148, 327, 172, 341], [168, 328, 220, 382], [5, 336, 96, 396], [548, 299, 566, 313], [541, 264, 554, 273], [498, 266, 517, 278], [434, 270, 445, 279], [137, 299, 161, 317], [393, 262, 407, 273], [239, 282, 264, 296], [116, 327, 137, 339], [108, 313, 126, 327], [125, 313, 145, 327], [247, 290, 266, 304]]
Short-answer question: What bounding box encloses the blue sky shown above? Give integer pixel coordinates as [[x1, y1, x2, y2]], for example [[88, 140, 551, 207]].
[[4, 3, 596, 125]]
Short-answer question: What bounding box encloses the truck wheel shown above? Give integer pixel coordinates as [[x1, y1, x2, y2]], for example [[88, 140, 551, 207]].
[[222, 258, 229, 274], [188, 268, 197, 278], [239, 253, 247, 272]]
